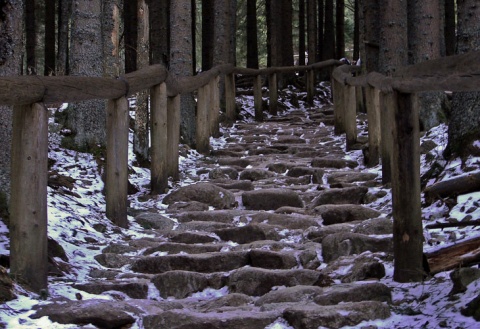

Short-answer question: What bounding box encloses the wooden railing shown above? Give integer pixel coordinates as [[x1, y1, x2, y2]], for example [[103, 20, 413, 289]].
[[2, 59, 340, 292], [331, 50, 480, 283]]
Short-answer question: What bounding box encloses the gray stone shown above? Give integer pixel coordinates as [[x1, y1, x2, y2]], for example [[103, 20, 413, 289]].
[[152, 271, 226, 299], [143, 242, 223, 255], [228, 267, 323, 296], [249, 249, 298, 269], [30, 300, 136, 329], [283, 301, 391, 329], [214, 224, 280, 243], [131, 251, 250, 274], [322, 232, 393, 262], [250, 212, 320, 230], [163, 182, 236, 209], [310, 186, 368, 207], [450, 267, 480, 295], [313, 282, 391, 305], [214, 180, 254, 191], [306, 223, 356, 243], [177, 221, 233, 232], [267, 162, 296, 173], [135, 212, 175, 230], [242, 189, 303, 210], [353, 217, 393, 235], [0, 266, 15, 302], [208, 167, 239, 180], [166, 201, 209, 213], [287, 167, 324, 183], [311, 156, 358, 169], [171, 210, 248, 224], [326, 171, 378, 184], [255, 285, 324, 306], [143, 309, 279, 329], [239, 169, 275, 181], [314, 204, 381, 225], [94, 253, 134, 269], [217, 158, 251, 168], [73, 281, 149, 299], [197, 293, 254, 312], [101, 243, 137, 254]]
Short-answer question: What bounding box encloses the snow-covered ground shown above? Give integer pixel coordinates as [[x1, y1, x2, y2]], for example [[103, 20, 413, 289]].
[[0, 85, 479, 328]]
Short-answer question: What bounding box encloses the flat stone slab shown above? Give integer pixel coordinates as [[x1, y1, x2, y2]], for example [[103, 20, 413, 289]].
[[283, 301, 391, 329], [143, 242, 223, 255], [310, 186, 368, 207], [73, 280, 149, 299], [163, 182, 236, 209], [326, 171, 378, 184], [250, 212, 321, 230], [143, 309, 280, 329], [214, 224, 280, 243], [311, 156, 358, 169], [242, 189, 304, 210], [314, 204, 381, 225], [239, 168, 276, 181], [131, 251, 250, 274]]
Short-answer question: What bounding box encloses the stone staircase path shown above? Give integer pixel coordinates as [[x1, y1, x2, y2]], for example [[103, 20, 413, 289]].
[[32, 101, 395, 329]]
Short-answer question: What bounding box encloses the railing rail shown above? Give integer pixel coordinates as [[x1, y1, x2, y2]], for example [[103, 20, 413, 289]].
[[331, 50, 480, 283], [3, 59, 340, 292]]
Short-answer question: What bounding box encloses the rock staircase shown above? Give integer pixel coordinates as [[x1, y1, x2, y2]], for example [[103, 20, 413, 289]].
[[31, 97, 397, 329]]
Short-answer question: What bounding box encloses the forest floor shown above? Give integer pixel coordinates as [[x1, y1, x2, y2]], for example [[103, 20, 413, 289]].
[[0, 81, 480, 328]]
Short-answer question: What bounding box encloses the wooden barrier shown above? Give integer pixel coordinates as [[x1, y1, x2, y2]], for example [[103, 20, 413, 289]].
[[253, 75, 263, 121], [0, 58, 342, 292], [268, 73, 278, 115]]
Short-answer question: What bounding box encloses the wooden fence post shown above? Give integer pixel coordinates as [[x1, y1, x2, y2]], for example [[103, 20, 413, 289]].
[[253, 74, 263, 121], [268, 73, 278, 115], [106, 96, 129, 228], [10, 103, 48, 293], [365, 87, 381, 166], [167, 95, 181, 181], [344, 85, 358, 150], [150, 82, 168, 194], [306, 69, 315, 105], [391, 92, 423, 282], [196, 84, 210, 154], [333, 79, 345, 135], [225, 73, 236, 124], [380, 91, 394, 184], [210, 76, 221, 138]]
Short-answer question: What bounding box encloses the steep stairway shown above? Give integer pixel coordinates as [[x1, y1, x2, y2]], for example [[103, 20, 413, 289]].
[[31, 95, 395, 329]]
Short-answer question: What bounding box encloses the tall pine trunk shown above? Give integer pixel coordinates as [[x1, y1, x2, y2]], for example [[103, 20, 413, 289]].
[[26, 0, 36, 74], [336, 0, 345, 59], [57, 0, 72, 75], [247, 0, 259, 69], [298, 0, 306, 66], [307, 0, 317, 64], [445, 0, 480, 158], [44, 0, 56, 75], [323, 0, 335, 60], [148, 0, 169, 66], [202, 0, 214, 70]]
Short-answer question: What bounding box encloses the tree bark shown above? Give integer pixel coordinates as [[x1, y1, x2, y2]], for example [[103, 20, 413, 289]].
[[336, 0, 345, 59], [362, 0, 379, 72], [317, 0, 324, 61], [445, 0, 480, 159], [298, 0, 306, 66], [307, 0, 317, 65], [26, 0, 36, 74], [124, 0, 138, 73], [247, 0, 259, 69], [57, 0, 72, 75], [323, 0, 335, 60], [44, 0, 56, 75], [408, 0, 445, 131], [148, 0, 169, 66], [353, 0, 359, 61], [444, 0, 456, 56], [202, 0, 214, 70], [66, 0, 106, 150], [170, 0, 196, 147], [134, 0, 150, 164]]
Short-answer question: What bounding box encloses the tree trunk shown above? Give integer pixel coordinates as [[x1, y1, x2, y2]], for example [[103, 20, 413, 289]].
[[353, 0, 359, 61], [307, 0, 317, 65], [444, 0, 455, 56], [124, 0, 138, 73], [323, 0, 335, 60], [44, 0, 56, 75], [66, 0, 106, 150], [57, 0, 72, 75], [147, 0, 169, 66], [336, 0, 345, 59], [170, 0, 196, 147], [298, 0, 306, 66], [202, 0, 214, 70], [362, 0, 379, 72], [0, 0, 23, 217], [26, 0, 36, 74], [408, 0, 445, 131], [317, 0, 324, 61], [445, 0, 480, 158], [379, 0, 408, 76], [247, 0, 259, 69], [134, 0, 150, 164]]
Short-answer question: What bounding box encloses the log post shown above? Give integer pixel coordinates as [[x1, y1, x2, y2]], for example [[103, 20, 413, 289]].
[[150, 83, 168, 194], [196, 84, 210, 154], [10, 103, 48, 293], [306, 69, 315, 105], [333, 78, 345, 135], [391, 92, 423, 282], [365, 87, 381, 166], [344, 85, 357, 150], [210, 76, 221, 138], [225, 73, 236, 124], [268, 73, 278, 115], [380, 91, 395, 184], [106, 97, 129, 228], [167, 95, 181, 181], [253, 74, 263, 121]]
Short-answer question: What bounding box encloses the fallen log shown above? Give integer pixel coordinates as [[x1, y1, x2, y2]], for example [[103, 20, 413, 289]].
[[424, 171, 480, 203], [425, 236, 480, 275], [426, 220, 480, 230]]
